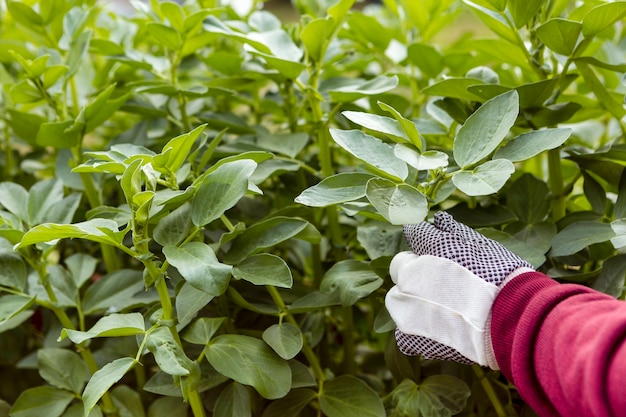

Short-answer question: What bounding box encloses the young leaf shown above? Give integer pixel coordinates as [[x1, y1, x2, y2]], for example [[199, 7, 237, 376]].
[[232, 253, 293, 288], [508, 0, 544, 28], [301, 18, 334, 63], [10, 386, 74, 417], [191, 159, 257, 227], [320, 260, 383, 306], [60, 313, 145, 344], [159, 124, 207, 174], [83, 358, 137, 417], [394, 145, 449, 170], [365, 178, 429, 225], [163, 242, 232, 296], [536, 18, 581, 56], [295, 172, 375, 207], [494, 128, 572, 162], [581, 2, 626, 38], [342, 111, 408, 143], [319, 375, 385, 417], [454, 90, 519, 167], [17, 219, 125, 249], [147, 23, 182, 50], [452, 159, 515, 196], [204, 334, 291, 399], [378, 102, 423, 150], [262, 323, 303, 360], [330, 129, 408, 181], [38, 348, 88, 394]]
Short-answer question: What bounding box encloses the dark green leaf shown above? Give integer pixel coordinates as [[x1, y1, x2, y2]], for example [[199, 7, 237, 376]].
[[593, 255, 626, 297], [320, 260, 383, 306], [261, 388, 316, 417], [82, 270, 146, 315], [551, 221, 615, 256], [389, 376, 470, 417], [422, 78, 484, 101], [214, 383, 251, 417], [506, 174, 550, 224], [38, 348, 87, 394], [10, 386, 74, 417], [176, 282, 215, 330], [60, 313, 145, 344], [536, 18, 581, 56], [146, 327, 196, 377], [182, 317, 226, 345], [83, 358, 137, 417], [319, 375, 385, 417], [232, 254, 292, 288]]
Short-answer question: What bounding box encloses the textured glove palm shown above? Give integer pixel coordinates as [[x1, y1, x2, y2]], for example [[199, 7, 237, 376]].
[[386, 212, 534, 368]]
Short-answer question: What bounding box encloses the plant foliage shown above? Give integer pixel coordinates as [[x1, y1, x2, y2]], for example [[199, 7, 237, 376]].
[[0, 0, 625, 416]]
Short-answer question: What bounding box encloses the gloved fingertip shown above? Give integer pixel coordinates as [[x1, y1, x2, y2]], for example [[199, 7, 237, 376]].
[[433, 211, 456, 232], [389, 251, 416, 284]]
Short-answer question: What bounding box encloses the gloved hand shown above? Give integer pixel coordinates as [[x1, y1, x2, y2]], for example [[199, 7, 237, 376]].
[[385, 211, 534, 369]]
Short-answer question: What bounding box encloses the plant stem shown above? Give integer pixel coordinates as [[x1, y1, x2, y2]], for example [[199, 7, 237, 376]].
[[472, 365, 509, 417]]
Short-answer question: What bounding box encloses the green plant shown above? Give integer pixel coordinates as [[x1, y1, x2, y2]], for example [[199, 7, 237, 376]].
[[0, 0, 625, 416]]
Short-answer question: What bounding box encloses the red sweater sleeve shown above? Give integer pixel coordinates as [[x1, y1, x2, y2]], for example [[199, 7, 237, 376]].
[[491, 272, 626, 417]]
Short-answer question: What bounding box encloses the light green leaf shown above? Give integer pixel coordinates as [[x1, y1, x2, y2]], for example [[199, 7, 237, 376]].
[[365, 178, 429, 225], [38, 348, 88, 394], [320, 260, 383, 306], [494, 128, 571, 162], [224, 217, 320, 264], [83, 358, 137, 417], [319, 375, 385, 417], [205, 334, 291, 399], [301, 18, 334, 62], [389, 376, 470, 417], [232, 254, 293, 288], [536, 19, 581, 56], [295, 173, 375, 207], [147, 22, 182, 50], [262, 323, 303, 360], [452, 159, 515, 196], [508, 0, 544, 28], [463, 1, 518, 44], [146, 327, 196, 377], [394, 144, 449, 170], [328, 75, 399, 102], [191, 159, 257, 227], [379, 102, 423, 150], [159, 125, 207, 174], [454, 90, 519, 167], [17, 219, 125, 249], [576, 61, 626, 119], [551, 221, 615, 256], [582, 2, 626, 37], [10, 386, 74, 417], [423, 77, 484, 101], [164, 242, 232, 296], [610, 220, 626, 249], [407, 43, 444, 78], [342, 111, 408, 143], [214, 383, 251, 417], [182, 317, 226, 345], [0, 182, 28, 219], [60, 313, 145, 344], [330, 129, 408, 181]]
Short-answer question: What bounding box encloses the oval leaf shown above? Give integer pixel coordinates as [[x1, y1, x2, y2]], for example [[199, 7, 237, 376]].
[[453, 90, 519, 167], [10, 386, 74, 417], [365, 178, 429, 225], [232, 253, 293, 288], [320, 260, 383, 306], [262, 323, 303, 360], [295, 172, 375, 207], [83, 358, 137, 417], [551, 221, 615, 256], [494, 128, 572, 162], [319, 375, 385, 417], [60, 313, 145, 344], [452, 159, 515, 196]]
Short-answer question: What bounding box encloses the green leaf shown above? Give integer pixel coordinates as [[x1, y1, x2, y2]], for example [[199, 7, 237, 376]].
[[65, 253, 98, 289], [147, 23, 182, 50], [27, 179, 63, 225], [479, 228, 546, 268], [454, 90, 519, 167], [111, 386, 145, 417], [301, 18, 334, 62], [146, 327, 196, 377], [82, 270, 146, 315], [319, 375, 385, 417], [6, 1, 44, 28], [452, 159, 515, 196], [262, 323, 303, 360], [536, 18, 581, 56], [146, 397, 188, 417], [232, 254, 293, 288], [610, 219, 626, 249], [379, 102, 423, 150], [0, 250, 27, 291], [66, 31, 91, 77], [593, 255, 626, 297], [38, 348, 88, 394], [330, 129, 408, 181], [576, 61, 626, 119], [10, 386, 74, 417], [366, 178, 429, 225], [328, 75, 399, 102], [191, 159, 257, 227], [6, 109, 46, 145], [295, 173, 375, 207], [83, 358, 137, 417], [508, 0, 544, 28], [389, 376, 470, 417], [494, 128, 571, 162], [261, 388, 316, 417], [320, 260, 383, 306], [407, 43, 444, 78], [159, 125, 207, 174], [394, 145, 449, 170], [615, 170, 626, 219], [0, 182, 28, 219], [463, 1, 518, 44], [551, 221, 615, 256], [342, 111, 409, 143], [582, 1, 626, 37], [214, 383, 251, 417], [161, 1, 185, 32], [583, 171, 607, 215], [224, 217, 320, 264], [0, 295, 35, 327], [182, 317, 226, 345], [506, 174, 550, 224], [205, 334, 291, 399], [153, 203, 193, 247], [60, 313, 145, 344], [176, 282, 215, 330], [16, 219, 125, 249], [163, 242, 232, 296]]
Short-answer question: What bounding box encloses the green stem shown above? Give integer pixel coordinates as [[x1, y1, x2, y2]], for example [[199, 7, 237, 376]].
[[548, 148, 566, 220], [472, 365, 509, 417], [266, 286, 326, 383], [188, 390, 206, 417]]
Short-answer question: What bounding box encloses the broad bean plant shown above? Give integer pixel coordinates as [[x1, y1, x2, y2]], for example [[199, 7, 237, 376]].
[[0, 0, 625, 416]]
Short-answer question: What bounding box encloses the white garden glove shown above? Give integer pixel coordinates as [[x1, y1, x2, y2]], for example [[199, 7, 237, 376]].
[[385, 212, 534, 369]]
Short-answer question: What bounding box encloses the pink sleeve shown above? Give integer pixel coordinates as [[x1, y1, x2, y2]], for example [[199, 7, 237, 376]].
[[491, 272, 626, 417]]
